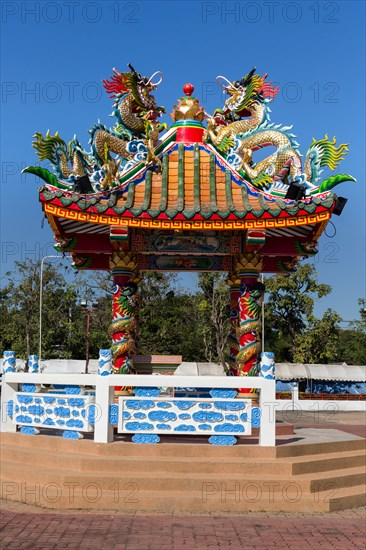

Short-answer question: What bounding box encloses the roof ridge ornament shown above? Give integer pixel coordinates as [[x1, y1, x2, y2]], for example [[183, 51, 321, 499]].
[[170, 84, 206, 123]]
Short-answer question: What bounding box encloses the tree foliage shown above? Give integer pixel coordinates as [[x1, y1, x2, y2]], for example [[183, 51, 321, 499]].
[[1, 260, 365, 366], [0, 260, 111, 362], [136, 272, 231, 365], [336, 300, 366, 365], [264, 264, 332, 361], [138, 272, 203, 359], [292, 309, 342, 363], [196, 273, 230, 366]]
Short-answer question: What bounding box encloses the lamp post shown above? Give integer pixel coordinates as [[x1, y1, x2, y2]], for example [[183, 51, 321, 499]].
[[80, 300, 98, 373], [39, 255, 63, 363], [261, 273, 265, 352]]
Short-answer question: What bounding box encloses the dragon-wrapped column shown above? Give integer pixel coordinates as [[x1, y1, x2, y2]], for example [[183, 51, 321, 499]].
[[109, 252, 140, 375], [232, 254, 265, 396], [227, 276, 241, 375]]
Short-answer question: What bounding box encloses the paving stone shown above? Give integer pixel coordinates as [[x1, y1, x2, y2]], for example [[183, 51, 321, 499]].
[[1, 504, 366, 549]]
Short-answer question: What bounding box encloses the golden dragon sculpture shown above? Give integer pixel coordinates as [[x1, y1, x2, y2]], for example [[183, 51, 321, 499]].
[[203, 68, 353, 192], [31, 65, 166, 190]]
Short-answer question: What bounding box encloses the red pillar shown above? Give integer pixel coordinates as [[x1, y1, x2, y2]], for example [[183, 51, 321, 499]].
[[228, 284, 241, 376], [110, 274, 138, 375], [236, 273, 265, 396]]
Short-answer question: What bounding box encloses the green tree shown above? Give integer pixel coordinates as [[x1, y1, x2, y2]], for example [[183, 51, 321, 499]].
[[68, 270, 112, 359], [353, 298, 366, 330], [337, 299, 366, 365], [0, 260, 112, 362], [1, 260, 78, 361], [292, 309, 341, 363], [264, 264, 332, 361], [137, 272, 231, 364], [66, 294, 111, 360], [138, 272, 202, 359], [197, 273, 230, 366]]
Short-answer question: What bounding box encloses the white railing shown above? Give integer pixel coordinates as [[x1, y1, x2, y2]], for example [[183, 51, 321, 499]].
[[0, 372, 276, 446]]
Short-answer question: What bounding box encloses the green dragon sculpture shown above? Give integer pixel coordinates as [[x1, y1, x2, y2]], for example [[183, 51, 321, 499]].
[[32, 131, 92, 180]]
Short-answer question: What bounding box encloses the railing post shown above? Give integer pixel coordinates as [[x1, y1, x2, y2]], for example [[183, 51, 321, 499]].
[[259, 380, 276, 446], [293, 383, 299, 407], [1, 351, 17, 433], [259, 352, 276, 446], [28, 355, 39, 373], [2, 351, 15, 374], [94, 350, 114, 443]]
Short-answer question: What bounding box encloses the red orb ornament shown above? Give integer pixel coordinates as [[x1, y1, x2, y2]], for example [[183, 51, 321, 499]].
[[183, 83, 194, 97]]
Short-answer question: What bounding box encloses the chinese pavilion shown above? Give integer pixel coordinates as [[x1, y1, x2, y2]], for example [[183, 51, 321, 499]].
[[25, 65, 354, 389]]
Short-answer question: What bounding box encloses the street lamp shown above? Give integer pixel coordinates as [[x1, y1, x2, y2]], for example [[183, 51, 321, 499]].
[[39, 255, 64, 363], [261, 273, 265, 352], [80, 300, 98, 373]]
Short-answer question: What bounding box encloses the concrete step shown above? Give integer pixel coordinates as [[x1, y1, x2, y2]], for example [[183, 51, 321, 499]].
[[299, 466, 366, 493], [0, 445, 292, 475], [1, 432, 364, 459], [55, 465, 366, 495], [1, 432, 365, 512], [0, 432, 277, 458], [1, 477, 364, 513], [0, 445, 87, 473], [2, 443, 365, 476], [276, 438, 366, 458], [289, 450, 366, 475], [327, 485, 366, 512], [1, 457, 364, 496]]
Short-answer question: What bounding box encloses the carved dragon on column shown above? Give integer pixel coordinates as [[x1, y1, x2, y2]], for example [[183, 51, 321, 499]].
[[236, 281, 265, 379], [109, 281, 138, 375], [227, 255, 265, 388], [108, 251, 140, 375]]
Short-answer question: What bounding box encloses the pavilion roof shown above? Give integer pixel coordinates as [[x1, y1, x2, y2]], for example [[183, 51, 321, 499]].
[[40, 141, 336, 233]]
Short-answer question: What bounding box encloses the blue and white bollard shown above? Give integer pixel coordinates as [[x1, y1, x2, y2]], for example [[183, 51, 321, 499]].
[[28, 355, 39, 373], [98, 349, 112, 376], [2, 351, 16, 375], [22, 355, 42, 394], [259, 352, 275, 380]]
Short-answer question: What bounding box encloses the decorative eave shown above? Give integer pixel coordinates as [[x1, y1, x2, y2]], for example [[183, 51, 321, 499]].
[[42, 200, 333, 233], [39, 142, 336, 231]]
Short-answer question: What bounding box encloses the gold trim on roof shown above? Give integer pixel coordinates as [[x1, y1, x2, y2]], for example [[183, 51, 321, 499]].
[[44, 204, 330, 231]]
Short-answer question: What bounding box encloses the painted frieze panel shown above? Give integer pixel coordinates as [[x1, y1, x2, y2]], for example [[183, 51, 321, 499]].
[[118, 396, 252, 436], [132, 232, 234, 255], [12, 392, 95, 432], [137, 254, 232, 272]]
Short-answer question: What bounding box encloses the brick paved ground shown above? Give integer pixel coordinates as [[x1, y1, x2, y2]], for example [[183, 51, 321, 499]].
[[1, 500, 365, 549]]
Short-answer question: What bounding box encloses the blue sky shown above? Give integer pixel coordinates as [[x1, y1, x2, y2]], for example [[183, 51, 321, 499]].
[[1, 0, 365, 322]]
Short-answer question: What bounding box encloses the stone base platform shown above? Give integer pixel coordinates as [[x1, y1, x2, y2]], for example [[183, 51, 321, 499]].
[[1, 428, 365, 513]]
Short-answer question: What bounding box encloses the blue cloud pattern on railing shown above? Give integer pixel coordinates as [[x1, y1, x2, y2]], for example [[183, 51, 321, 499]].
[[118, 392, 252, 445], [12, 391, 95, 438]]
